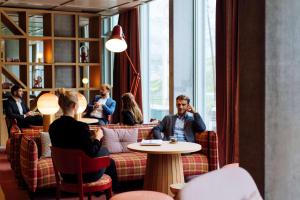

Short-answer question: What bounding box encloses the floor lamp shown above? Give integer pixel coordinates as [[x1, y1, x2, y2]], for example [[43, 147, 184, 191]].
[[37, 93, 59, 132], [105, 25, 140, 97]]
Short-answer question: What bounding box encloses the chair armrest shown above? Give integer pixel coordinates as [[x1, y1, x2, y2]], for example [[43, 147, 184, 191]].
[[20, 135, 40, 192], [195, 131, 219, 171]]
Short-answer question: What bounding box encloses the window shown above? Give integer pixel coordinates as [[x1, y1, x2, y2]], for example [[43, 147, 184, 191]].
[[141, 0, 169, 122]]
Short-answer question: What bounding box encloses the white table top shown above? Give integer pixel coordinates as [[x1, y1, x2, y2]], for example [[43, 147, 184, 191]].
[[78, 118, 98, 124], [127, 141, 201, 155]]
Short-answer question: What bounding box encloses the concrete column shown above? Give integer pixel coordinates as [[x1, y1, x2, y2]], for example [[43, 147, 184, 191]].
[[266, 0, 300, 199]]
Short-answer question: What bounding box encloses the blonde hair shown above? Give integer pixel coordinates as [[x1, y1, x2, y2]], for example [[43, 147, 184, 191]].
[[121, 93, 143, 124], [100, 84, 111, 91], [57, 88, 78, 113]]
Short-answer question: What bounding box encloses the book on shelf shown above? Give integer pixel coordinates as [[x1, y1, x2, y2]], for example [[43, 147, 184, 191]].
[[140, 139, 163, 146]]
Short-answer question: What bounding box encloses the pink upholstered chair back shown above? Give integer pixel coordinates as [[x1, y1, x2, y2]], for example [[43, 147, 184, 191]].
[[180, 167, 263, 200]]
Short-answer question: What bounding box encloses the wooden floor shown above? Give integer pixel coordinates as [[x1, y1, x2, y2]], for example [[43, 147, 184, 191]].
[[0, 148, 107, 200], [0, 147, 144, 200]]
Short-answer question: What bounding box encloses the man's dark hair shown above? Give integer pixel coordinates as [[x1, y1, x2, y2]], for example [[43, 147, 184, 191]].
[[11, 85, 22, 95], [176, 95, 190, 104]]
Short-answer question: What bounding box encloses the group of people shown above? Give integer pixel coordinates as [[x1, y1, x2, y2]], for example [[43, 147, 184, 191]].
[[4, 83, 206, 193], [85, 84, 143, 126]]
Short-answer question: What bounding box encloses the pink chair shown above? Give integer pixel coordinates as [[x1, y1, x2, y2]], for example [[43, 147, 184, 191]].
[[179, 167, 263, 200], [110, 191, 173, 200]]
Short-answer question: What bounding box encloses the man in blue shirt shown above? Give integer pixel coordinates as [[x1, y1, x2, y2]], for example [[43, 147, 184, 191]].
[[87, 84, 116, 125], [152, 95, 206, 142]]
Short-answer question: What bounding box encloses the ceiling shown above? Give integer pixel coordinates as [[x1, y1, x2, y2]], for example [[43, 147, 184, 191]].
[[0, 0, 155, 16]]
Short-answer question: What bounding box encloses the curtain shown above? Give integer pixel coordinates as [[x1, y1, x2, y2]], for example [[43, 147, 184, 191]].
[[216, 0, 240, 167], [112, 8, 142, 123]]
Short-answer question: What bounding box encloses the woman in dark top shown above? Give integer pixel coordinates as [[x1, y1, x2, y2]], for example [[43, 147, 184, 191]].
[[120, 93, 143, 125], [49, 89, 118, 188]]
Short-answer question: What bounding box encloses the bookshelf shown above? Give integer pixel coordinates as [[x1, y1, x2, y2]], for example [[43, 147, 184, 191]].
[[0, 7, 102, 144]]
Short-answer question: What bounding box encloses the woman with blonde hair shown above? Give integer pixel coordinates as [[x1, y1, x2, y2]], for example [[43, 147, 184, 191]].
[[49, 88, 119, 189], [121, 92, 143, 125]]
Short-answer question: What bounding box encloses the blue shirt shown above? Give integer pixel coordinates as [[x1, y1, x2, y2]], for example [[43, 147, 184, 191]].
[[173, 114, 187, 141]]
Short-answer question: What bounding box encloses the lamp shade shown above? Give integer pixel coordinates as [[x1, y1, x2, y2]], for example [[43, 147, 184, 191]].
[[76, 92, 87, 114], [37, 93, 59, 115], [105, 25, 127, 52], [82, 77, 89, 84]]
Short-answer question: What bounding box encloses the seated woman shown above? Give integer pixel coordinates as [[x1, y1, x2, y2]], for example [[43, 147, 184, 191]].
[[49, 88, 119, 189], [120, 93, 143, 125]]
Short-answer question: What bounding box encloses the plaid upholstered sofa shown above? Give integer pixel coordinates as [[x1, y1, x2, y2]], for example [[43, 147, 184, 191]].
[[7, 127, 43, 182], [19, 124, 218, 193]]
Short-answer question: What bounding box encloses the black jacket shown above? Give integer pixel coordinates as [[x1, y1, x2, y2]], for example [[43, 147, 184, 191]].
[[49, 116, 102, 157], [4, 96, 29, 121]]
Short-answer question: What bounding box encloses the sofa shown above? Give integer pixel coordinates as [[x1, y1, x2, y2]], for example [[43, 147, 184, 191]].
[[7, 127, 43, 182], [19, 124, 218, 193]]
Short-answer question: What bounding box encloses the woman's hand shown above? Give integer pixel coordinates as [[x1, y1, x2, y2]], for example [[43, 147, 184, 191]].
[[94, 128, 103, 141]]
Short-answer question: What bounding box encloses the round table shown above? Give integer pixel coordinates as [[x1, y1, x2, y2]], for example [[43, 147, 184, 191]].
[[127, 141, 201, 195], [78, 117, 98, 124]]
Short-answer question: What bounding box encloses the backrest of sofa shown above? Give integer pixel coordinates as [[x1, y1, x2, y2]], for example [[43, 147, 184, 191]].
[[195, 131, 219, 171], [90, 124, 157, 142]]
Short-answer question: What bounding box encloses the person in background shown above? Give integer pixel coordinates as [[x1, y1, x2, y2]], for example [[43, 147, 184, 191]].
[[87, 84, 116, 125], [152, 95, 206, 142], [120, 92, 143, 125], [49, 89, 119, 190], [4, 84, 43, 128]]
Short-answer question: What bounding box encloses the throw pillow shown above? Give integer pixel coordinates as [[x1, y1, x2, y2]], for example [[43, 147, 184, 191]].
[[40, 132, 52, 158], [102, 127, 138, 153]]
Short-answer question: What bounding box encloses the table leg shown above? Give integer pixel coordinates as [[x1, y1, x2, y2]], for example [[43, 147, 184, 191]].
[[144, 153, 184, 195]]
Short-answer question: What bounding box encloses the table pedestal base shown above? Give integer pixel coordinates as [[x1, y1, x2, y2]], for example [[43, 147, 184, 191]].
[[144, 153, 184, 195]]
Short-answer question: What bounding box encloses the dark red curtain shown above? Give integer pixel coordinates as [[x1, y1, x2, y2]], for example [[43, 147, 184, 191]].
[[113, 8, 142, 123], [216, 0, 239, 167]]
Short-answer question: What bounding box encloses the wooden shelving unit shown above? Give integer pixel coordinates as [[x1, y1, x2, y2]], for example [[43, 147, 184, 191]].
[[0, 7, 102, 144]]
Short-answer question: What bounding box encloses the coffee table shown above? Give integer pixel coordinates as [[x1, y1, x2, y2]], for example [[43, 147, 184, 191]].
[[127, 141, 201, 195]]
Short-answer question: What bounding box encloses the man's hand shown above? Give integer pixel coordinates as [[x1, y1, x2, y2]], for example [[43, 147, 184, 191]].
[[94, 128, 103, 141], [25, 111, 34, 117], [187, 104, 196, 113], [94, 102, 103, 109]]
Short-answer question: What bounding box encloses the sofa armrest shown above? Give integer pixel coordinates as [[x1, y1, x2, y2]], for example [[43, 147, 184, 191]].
[[20, 135, 40, 192], [195, 131, 219, 171]]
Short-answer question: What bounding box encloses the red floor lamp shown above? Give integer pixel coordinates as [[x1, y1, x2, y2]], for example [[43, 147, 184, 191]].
[[105, 25, 140, 97]]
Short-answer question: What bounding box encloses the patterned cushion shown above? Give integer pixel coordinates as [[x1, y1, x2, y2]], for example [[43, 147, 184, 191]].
[[61, 174, 112, 193], [20, 135, 39, 192], [195, 131, 219, 171], [182, 154, 209, 176], [110, 152, 147, 182], [110, 152, 209, 182], [36, 158, 56, 188]]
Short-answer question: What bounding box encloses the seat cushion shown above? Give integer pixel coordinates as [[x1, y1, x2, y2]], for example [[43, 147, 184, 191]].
[[182, 153, 209, 176], [61, 174, 112, 193], [37, 158, 56, 188], [110, 152, 147, 182], [110, 152, 209, 182]]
